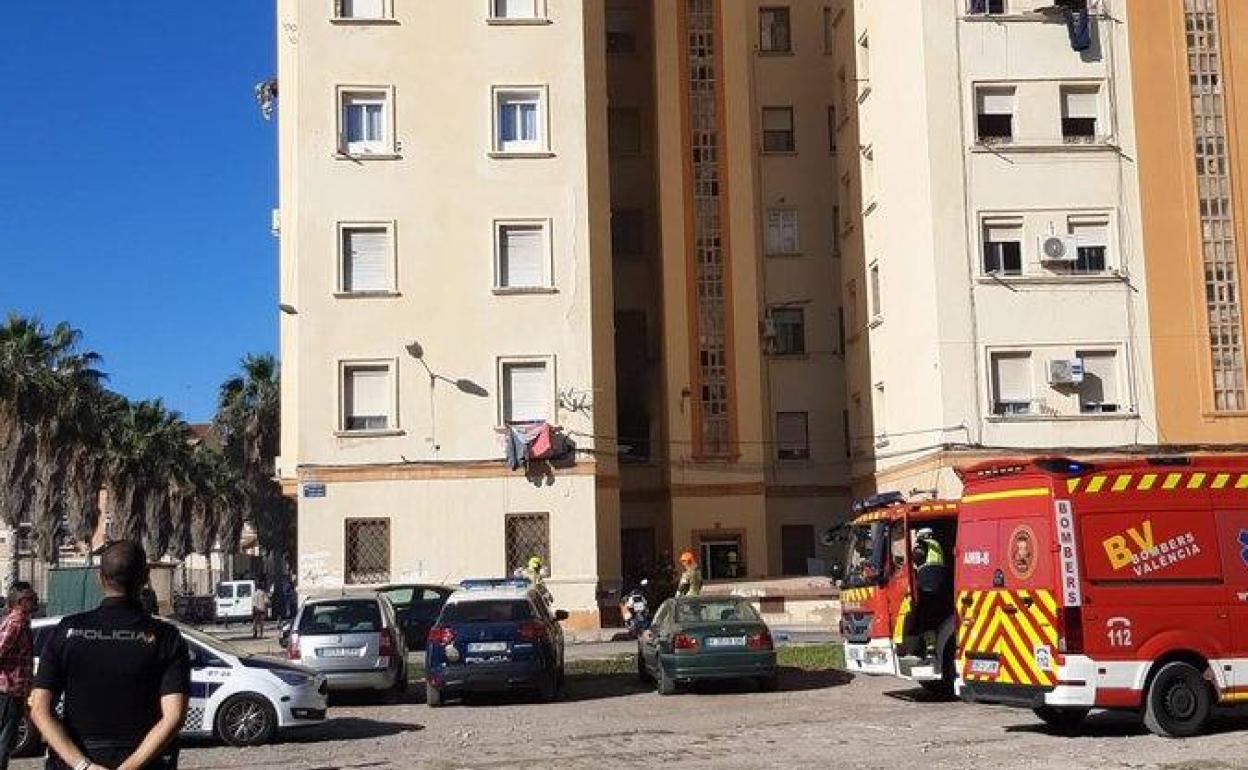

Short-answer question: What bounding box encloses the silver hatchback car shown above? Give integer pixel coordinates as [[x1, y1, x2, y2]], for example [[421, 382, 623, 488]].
[[282, 593, 408, 697]]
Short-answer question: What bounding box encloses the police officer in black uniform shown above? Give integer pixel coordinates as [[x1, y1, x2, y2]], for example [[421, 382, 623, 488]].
[[30, 541, 190, 770]]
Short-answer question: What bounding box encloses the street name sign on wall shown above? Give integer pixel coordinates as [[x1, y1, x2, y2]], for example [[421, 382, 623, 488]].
[[302, 483, 327, 499]]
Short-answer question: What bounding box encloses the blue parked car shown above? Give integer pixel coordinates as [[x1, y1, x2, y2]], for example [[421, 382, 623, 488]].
[[424, 582, 568, 706]]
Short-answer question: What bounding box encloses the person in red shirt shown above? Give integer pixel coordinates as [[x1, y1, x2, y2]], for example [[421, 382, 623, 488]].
[[0, 581, 37, 770]]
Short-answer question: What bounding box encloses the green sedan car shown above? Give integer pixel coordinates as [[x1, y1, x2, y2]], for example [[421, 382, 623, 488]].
[[637, 596, 778, 695]]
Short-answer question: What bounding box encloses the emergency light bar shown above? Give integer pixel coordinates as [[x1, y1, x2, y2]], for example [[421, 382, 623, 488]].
[[850, 491, 906, 515], [459, 578, 532, 590]]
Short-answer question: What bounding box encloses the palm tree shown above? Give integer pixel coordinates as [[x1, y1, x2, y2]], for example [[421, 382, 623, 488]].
[[216, 354, 291, 567]]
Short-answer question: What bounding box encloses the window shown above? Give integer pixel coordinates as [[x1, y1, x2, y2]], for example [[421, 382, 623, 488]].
[[862, 146, 877, 208], [762, 107, 795, 153], [1061, 86, 1100, 142], [983, 220, 1023, 276], [856, 33, 871, 92], [823, 7, 836, 53], [846, 280, 858, 336], [339, 90, 390, 155], [1068, 216, 1109, 273], [502, 360, 551, 423], [776, 412, 810, 460], [769, 307, 805, 355], [505, 513, 550, 576], [836, 306, 846, 353], [612, 209, 645, 256], [968, 0, 1006, 13], [491, 0, 539, 20], [831, 207, 841, 255], [765, 209, 800, 255], [781, 525, 816, 576], [609, 107, 642, 156], [339, 225, 392, 293], [990, 352, 1033, 416], [851, 393, 863, 454], [976, 87, 1015, 143], [872, 382, 887, 443], [345, 519, 390, 585], [759, 7, 791, 53], [336, 0, 386, 19], [837, 69, 849, 120], [495, 221, 550, 289], [827, 106, 837, 153], [869, 261, 883, 320], [493, 87, 547, 154], [606, 4, 637, 53], [341, 362, 393, 431], [1078, 350, 1120, 413], [841, 408, 851, 458]]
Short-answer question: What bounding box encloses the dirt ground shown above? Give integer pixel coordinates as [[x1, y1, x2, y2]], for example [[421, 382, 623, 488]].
[[17, 667, 1248, 770]]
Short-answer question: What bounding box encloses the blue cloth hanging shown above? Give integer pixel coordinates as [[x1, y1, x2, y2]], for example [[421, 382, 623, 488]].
[[1063, 4, 1093, 52]]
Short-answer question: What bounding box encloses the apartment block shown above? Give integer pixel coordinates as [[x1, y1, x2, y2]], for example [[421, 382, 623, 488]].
[[1130, 0, 1248, 443], [830, 0, 1157, 497], [278, 0, 849, 626]]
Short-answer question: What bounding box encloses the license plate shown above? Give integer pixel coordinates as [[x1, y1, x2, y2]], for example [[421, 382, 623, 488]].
[[969, 658, 1000, 676], [316, 647, 364, 658], [847, 647, 863, 662], [705, 636, 747, 648], [467, 642, 509, 653]]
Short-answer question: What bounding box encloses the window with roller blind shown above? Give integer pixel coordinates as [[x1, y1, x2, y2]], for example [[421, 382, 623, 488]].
[[765, 209, 800, 255], [762, 107, 796, 153], [990, 352, 1033, 416], [776, 412, 809, 461], [490, 0, 543, 21], [493, 87, 548, 154], [1067, 215, 1109, 273], [341, 362, 395, 432], [494, 221, 551, 290], [335, 0, 388, 20], [339, 224, 393, 293], [982, 219, 1023, 276], [501, 359, 552, 424], [339, 89, 391, 155], [1077, 350, 1120, 413], [976, 87, 1014, 143], [1061, 86, 1100, 142]]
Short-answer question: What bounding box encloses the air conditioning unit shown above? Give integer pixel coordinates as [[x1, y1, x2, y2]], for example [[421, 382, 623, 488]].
[[1048, 358, 1086, 386], [1038, 235, 1078, 262]]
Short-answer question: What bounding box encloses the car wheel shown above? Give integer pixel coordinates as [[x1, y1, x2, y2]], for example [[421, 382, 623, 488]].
[[215, 693, 277, 747], [657, 666, 677, 696], [637, 652, 654, 684], [1033, 706, 1090, 734], [426, 682, 445, 708], [758, 674, 779, 692], [11, 714, 41, 758], [1144, 661, 1213, 738]]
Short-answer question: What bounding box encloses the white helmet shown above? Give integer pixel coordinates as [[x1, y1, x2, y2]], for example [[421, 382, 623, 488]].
[[915, 527, 935, 539]]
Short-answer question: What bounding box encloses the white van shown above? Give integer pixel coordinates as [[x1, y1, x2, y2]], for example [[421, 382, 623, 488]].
[[216, 580, 256, 623]]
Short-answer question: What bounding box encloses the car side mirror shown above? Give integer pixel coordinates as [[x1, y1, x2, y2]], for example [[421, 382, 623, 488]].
[[554, 609, 569, 622]]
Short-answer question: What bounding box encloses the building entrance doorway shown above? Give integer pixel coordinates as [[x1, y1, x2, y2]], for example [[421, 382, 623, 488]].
[[699, 535, 744, 580]]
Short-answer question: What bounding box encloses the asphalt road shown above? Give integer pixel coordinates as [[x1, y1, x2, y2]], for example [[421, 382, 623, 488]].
[[20, 665, 1248, 770]]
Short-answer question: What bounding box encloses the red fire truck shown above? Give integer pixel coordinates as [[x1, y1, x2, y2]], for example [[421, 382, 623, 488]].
[[955, 456, 1248, 737], [837, 493, 960, 695]]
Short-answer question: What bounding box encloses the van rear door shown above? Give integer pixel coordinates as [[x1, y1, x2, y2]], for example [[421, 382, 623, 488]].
[[958, 489, 1061, 690]]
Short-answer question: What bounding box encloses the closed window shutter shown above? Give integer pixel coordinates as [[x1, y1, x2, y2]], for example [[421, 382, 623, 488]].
[[499, 225, 545, 287], [342, 0, 383, 18], [346, 366, 390, 428], [344, 229, 389, 291], [1063, 89, 1099, 120], [776, 412, 809, 458], [1079, 351, 1118, 405], [505, 363, 548, 423], [978, 89, 1014, 116], [1070, 219, 1107, 248], [992, 354, 1032, 403], [763, 108, 792, 133], [767, 211, 798, 253], [985, 223, 1021, 245]]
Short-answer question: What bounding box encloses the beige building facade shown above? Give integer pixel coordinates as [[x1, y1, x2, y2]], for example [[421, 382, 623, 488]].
[[830, 0, 1158, 498], [278, 0, 849, 627]]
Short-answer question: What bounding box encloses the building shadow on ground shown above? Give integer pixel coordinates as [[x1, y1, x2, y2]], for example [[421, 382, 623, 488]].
[[883, 686, 955, 704]]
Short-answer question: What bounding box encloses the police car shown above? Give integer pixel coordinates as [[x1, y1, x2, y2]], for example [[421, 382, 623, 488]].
[[16, 617, 328, 755]]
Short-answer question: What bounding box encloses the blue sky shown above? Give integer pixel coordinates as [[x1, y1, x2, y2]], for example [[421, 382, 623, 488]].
[[0, 5, 277, 423]]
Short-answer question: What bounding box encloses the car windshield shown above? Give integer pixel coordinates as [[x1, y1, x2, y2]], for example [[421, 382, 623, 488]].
[[215, 584, 233, 599], [298, 601, 382, 634], [675, 599, 760, 624], [175, 623, 248, 659], [440, 599, 535, 623]]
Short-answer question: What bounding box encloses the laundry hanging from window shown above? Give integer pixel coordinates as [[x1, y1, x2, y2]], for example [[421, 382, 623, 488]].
[[1059, 0, 1092, 52], [502, 421, 568, 470]]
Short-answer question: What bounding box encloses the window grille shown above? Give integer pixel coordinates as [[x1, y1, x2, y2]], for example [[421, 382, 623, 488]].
[[505, 513, 550, 576], [345, 519, 390, 584]]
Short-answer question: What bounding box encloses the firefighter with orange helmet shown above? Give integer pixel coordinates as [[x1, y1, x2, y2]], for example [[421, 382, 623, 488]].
[[677, 551, 703, 597]]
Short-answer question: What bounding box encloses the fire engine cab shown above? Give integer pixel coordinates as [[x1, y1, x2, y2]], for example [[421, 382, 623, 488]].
[[836, 493, 960, 695], [955, 456, 1248, 737]]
